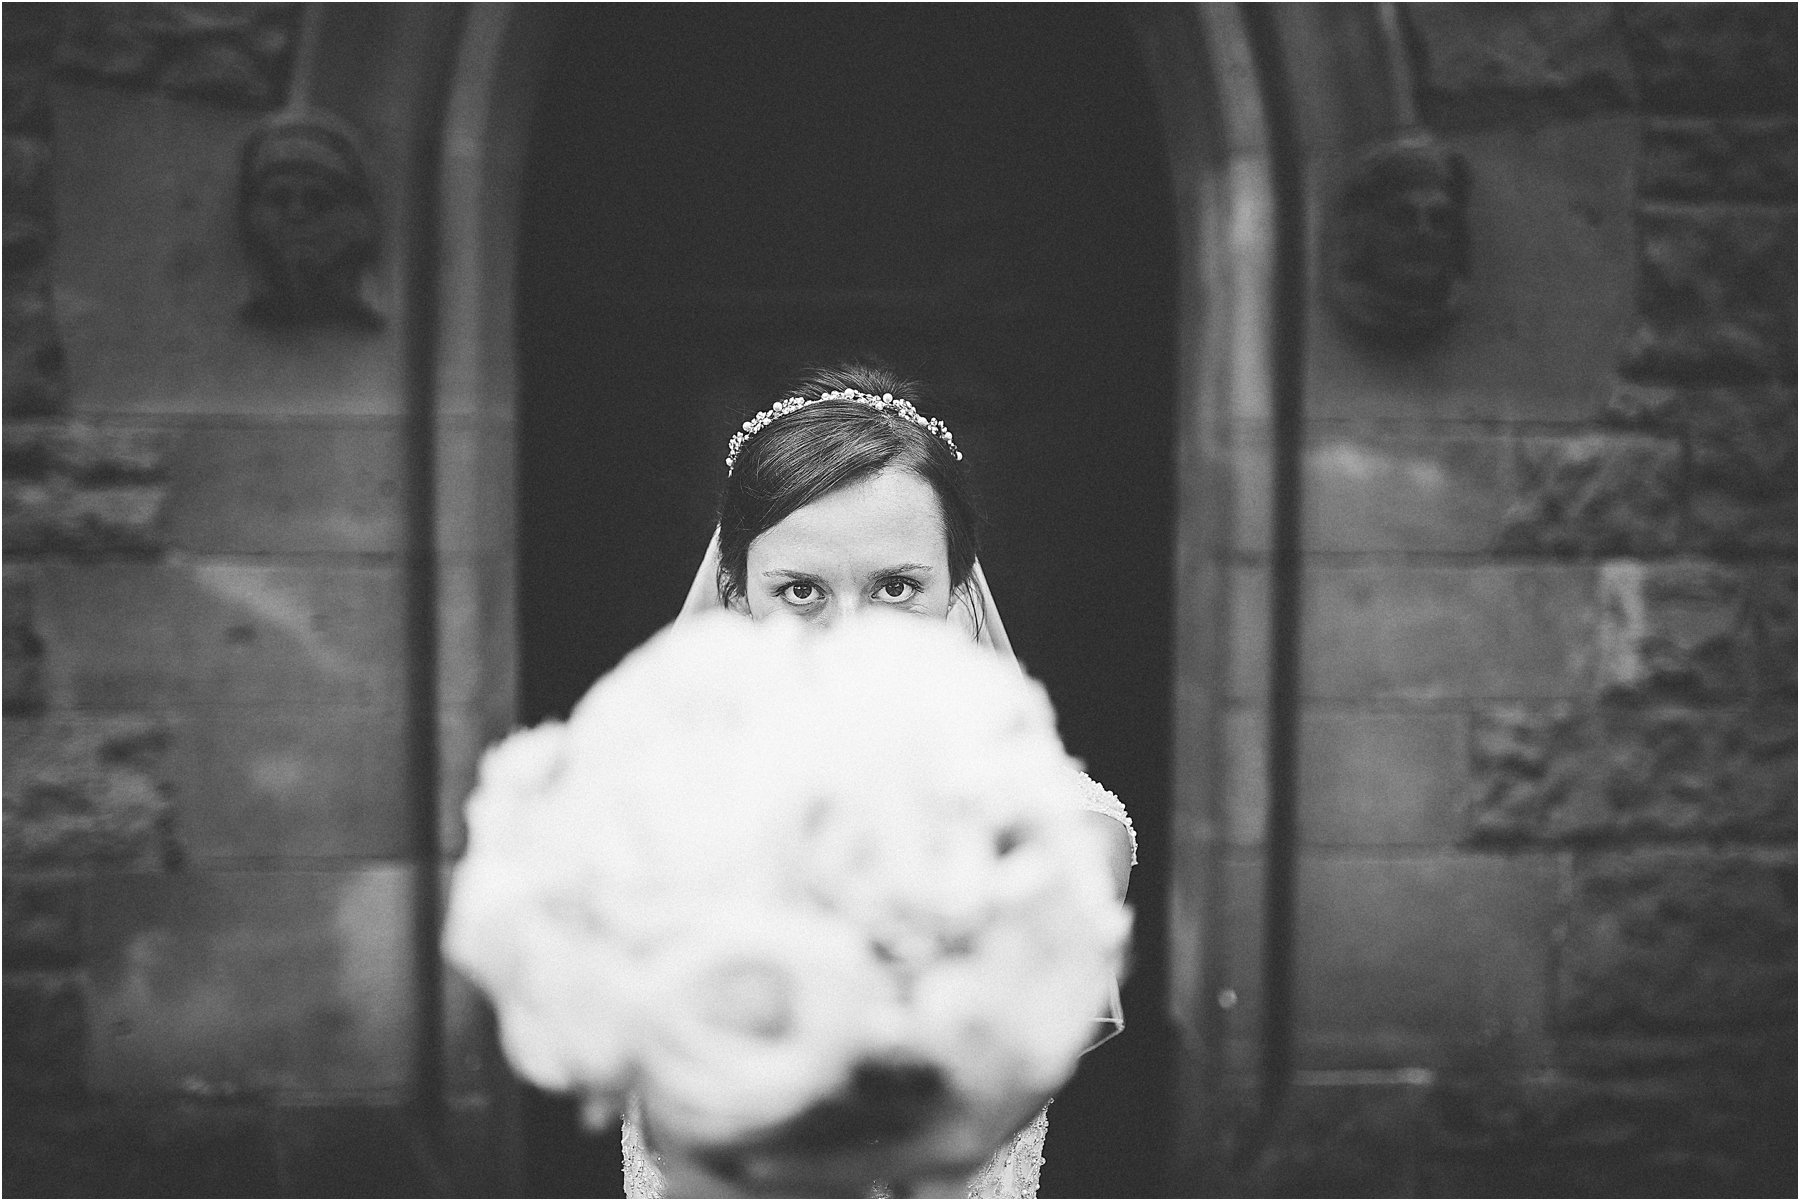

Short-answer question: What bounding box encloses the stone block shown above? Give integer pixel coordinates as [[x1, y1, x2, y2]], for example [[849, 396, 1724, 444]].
[[1308, 117, 1638, 424], [1226, 707, 1469, 847], [1423, 1047, 1798, 1197], [54, 6, 162, 85], [5, 132, 54, 229], [2, 7, 63, 136], [1560, 851, 1796, 1035], [3, 1101, 280, 1197], [171, 706, 411, 859], [1641, 118, 1798, 203], [88, 867, 414, 1094], [4, 220, 51, 292], [21, 422, 169, 480], [273, 1105, 437, 1197], [4, 478, 169, 555], [1227, 1080, 1426, 1197], [1469, 700, 1795, 842], [1597, 560, 1796, 702], [38, 561, 406, 707], [1300, 565, 1599, 701], [55, 3, 300, 108], [181, 562, 408, 705], [3, 716, 176, 869], [3, 278, 68, 416], [1687, 383, 1797, 554], [54, 85, 401, 418], [32, 564, 185, 706], [439, 1101, 517, 1198], [160, 423, 404, 554], [1618, 3, 1799, 116], [4, 567, 47, 713], [4, 877, 84, 969], [1601, 380, 1687, 428], [1303, 433, 1512, 553], [3, 972, 85, 1097], [1497, 434, 1685, 556], [1623, 205, 1797, 384], [2, 422, 172, 555], [1408, 4, 1635, 126], [1293, 852, 1558, 1065]]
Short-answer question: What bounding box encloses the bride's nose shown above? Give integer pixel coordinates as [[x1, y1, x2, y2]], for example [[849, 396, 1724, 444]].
[[820, 598, 865, 631]]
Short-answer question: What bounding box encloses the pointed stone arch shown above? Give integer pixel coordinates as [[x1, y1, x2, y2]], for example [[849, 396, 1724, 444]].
[[291, 3, 1416, 1186]]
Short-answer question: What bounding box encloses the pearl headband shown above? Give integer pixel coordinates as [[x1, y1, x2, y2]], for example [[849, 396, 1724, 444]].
[[724, 389, 963, 475]]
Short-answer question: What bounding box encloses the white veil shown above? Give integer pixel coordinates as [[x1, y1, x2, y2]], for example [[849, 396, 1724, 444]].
[[674, 526, 1125, 1049]]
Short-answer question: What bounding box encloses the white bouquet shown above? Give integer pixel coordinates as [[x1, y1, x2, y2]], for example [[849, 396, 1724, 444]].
[[443, 612, 1129, 1192]]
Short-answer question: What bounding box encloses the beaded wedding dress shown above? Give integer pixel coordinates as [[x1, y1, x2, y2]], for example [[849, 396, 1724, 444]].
[[619, 540, 1138, 1199]]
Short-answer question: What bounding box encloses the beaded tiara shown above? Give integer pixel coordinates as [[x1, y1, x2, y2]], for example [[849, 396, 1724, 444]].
[[724, 388, 963, 475]]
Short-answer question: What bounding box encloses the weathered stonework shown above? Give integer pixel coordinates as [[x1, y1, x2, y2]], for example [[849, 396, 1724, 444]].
[[2, 718, 178, 870], [4, 568, 48, 715], [1686, 383, 1798, 554], [2, 294, 69, 417], [1597, 560, 1797, 702], [2, 972, 86, 1098], [1601, 380, 1686, 428], [1447, 13, 1795, 1186], [1425, 1042, 1796, 1196], [1226, 1083, 1424, 1197], [1623, 205, 1797, 383], [1641, 118, 1799, 204], [1560, 852, 1796, 1035], [1406, 3, 1636, 127], [4, 1101, 282, 1197], [5, 133, 55, 232], [3, 8, 68, 418], [1469, 700, 1795, 842], [1497, 434, 1685, 555], [55, 3, 302, 109], [5, 482, 169, 557], [2, 7, 65, 137], [0, 2, 1786, 1194], [6, 423, 169, 480], [3, 424, 171, 556], [1617, 3, 1800, 116], [3, 879, 85, 971]]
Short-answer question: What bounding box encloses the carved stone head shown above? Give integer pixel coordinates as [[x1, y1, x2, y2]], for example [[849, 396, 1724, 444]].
[[238, 110, 382, 329], [1326, 134, 1470, 341]]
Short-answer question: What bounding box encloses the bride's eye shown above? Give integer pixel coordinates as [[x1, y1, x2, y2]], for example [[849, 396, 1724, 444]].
[[779, 581, 820, 605], [874, 578, 919, 604]]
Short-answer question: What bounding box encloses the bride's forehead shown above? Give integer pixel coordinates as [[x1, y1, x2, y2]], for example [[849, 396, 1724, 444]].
[[755, 470, 947, 554]]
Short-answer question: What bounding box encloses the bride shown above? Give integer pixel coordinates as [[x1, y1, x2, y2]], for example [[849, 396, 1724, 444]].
[[625, 363, 1137, 1199]]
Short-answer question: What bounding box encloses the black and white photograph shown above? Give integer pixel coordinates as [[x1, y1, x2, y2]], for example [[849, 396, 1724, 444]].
[[4, 3, 1795, 1197]]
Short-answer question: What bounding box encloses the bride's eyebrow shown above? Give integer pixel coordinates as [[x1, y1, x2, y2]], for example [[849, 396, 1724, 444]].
[[760, 568, 824, 580], [866, 563, 933, 579]]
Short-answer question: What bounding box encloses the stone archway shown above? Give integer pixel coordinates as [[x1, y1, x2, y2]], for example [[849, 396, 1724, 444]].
[[288, 3, 1416, 1190]]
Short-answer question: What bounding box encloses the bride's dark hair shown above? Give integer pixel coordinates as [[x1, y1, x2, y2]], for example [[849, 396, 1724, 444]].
[[716, 362, 980, 608]]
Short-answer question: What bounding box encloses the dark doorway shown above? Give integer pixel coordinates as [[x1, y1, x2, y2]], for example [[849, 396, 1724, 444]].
[[517, 5, 1176, 1194]]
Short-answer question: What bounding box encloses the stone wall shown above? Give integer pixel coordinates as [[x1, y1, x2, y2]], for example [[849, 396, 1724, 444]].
[[2, 6, 449, 1194], [5, 4, 1790, 1197], [1229, 4, 1794, 1194]]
